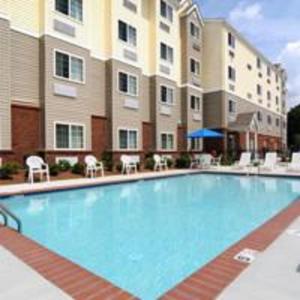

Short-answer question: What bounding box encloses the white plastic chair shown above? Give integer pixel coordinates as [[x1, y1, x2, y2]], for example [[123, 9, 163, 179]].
[[201, 154, 213, 169], [121, 155, 138, 174], [153, 154, 168, 171], [287, 153, 300, 172], [26, 156, 50, 184], [234, 152, 252, 169], [190, 154, 202, 168], [260, 152, 278, 171], [85, 155, 104, 178]]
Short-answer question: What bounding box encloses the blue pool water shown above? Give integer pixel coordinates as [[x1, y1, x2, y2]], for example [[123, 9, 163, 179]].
[[1, 174, 300, 299]]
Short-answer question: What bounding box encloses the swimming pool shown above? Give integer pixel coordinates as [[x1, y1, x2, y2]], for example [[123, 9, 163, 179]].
[[1, 174, 300, 299]]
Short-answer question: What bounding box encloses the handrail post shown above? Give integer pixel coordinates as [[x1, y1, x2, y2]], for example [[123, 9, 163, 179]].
[[0, 204, 22, 233]]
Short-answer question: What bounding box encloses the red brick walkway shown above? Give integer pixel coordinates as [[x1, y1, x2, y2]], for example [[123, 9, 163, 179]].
[[161, 199, 300, 300], [1, 199, 299, 300]]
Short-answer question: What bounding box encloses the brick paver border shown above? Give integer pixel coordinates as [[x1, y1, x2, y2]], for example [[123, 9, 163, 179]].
[[1, 198, 299, 300]]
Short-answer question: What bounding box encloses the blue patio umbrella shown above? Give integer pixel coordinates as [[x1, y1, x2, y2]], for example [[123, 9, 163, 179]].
[[187, 128, 224, 139]]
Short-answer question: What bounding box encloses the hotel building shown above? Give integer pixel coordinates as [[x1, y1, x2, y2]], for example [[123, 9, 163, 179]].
[[0, 1, 287, 165], [0, 0, 204, 165], [203, 19, 287, 155]]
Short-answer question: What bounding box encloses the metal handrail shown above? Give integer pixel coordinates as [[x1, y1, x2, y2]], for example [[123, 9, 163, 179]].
[[0, 210, 8, 226], [0, 204, 22, 233]]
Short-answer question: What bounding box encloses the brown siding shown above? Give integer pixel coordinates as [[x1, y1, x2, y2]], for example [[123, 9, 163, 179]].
[[203, 91, 225, 128]]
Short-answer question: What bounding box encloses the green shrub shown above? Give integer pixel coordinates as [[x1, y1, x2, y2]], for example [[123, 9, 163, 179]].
[[2, 161, 21, 175], [71, 163, 85, 175], [0, 165, 13, 180], [49, 164, 60, 176], [101, 151, 113, 171], [176, 154, 191, 169], [144, 157, 155, 170], [58, 160, 71, 172], [167, 158, 173, 168]]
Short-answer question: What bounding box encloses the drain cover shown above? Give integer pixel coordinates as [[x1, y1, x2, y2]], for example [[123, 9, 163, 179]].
[[234, 248, 259, 264], [287, 229, 300, 237]]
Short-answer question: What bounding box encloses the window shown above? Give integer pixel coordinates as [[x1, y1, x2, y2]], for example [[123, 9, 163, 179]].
[[228, 99, 236, 114], [276, 74, 279, 83], [276, 118, 280, 127], [228, 32, 235, 48], [190, 58, 200, 75], [55, 123, 84, 149], [257, 111, 262, 122], [118, 20, 137, 46], [55, 50, 84, 83], [257, 84, 262, 96], [55, 0, 83, 21], [257, 57, 261, 69], [160, 43, 173, 64], [160, 0, 173, 22], [118, 72, 138, 96], [191, 139, 201, 150], [228, 66, 236, 81], [119, 129, 138, 150], [276, 96, 279, 105], [161, 133, 174, 150], [190, 22, 200, 39], [267, 91, 271, 101], [267, 66, 271, 76], [247, 64, 252, 71], [267, 115, 272, 125], [190, 95, 201, 111], [160, 85, 174, 105]]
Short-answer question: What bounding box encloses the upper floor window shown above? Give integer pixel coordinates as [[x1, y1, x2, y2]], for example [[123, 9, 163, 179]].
[[228, 99, 236, 114], [55, 123, 85, 150], [118, 20, 137, 47], [276, 118, 280, 127], [267, 115, 272, 125], [190, 22, 200, 39], [257, 57, 261, 69], [276, 96, 279, 105], [161, 133, 174, 150], [55, 0, 83, 22], [55, 50, 84, 83], [160, 43, 174, 64], [118, 72, 138, 96], [160, 0, 173, 23], [267, 91, 271, 101], [228, 66, 236, 81], [119, 129, 138, 150], [257, 111, 263, 122], [190, 95, 201, 111], [190, 58, 200, 75], [267, 66, 271, 76], [161, 85, 174, 105], [228, 32, 235, 49], [257, 84, 262, 96]]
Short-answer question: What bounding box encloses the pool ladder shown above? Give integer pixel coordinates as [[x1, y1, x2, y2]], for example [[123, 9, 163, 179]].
[[0, 204, 22, 233]]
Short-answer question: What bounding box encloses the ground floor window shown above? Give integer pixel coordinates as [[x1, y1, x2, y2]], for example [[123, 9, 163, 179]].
[[55, 123, 85, 150], [191, 138, 201, 150], [119, 129, 138, 150], [161, 133, 174, 150]]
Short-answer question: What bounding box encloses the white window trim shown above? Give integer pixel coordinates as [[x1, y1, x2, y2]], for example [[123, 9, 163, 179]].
[[53, 49, 86, 84], [54, 121, 86, 151], [118, 127, 139, 151], [160, 42, 174, 65], [190, 56, 200, 76], [118, 20, 137, 48], [190, 22, 200, 39], [228, 65, 236, 82], [160, 84, 175, 106], [117, 70, 139, 97], [160, 132, 175, 151], [160, 0, 174, 24], [190, 95, 201, 112], [228, 99, 237, 115], [53, 0, 84, 24]]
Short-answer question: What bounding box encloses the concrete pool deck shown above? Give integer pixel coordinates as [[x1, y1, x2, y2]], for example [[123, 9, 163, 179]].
[[218, 217, 300, 300]]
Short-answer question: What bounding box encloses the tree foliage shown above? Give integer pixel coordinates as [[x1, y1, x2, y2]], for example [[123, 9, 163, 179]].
[[288, 104, 300, 150]]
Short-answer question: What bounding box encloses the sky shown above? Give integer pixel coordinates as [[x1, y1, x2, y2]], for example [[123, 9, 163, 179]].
[[195, 0, 300, 109]]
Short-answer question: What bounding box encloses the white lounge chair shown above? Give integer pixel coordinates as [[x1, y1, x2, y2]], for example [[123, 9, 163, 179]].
[[26, 156, 50, 184], [234, 152, 252, 169], [85, 155, 104, 178], [121, 155, 138, 174], [211, 154, 222, 167], [201, 154, 213, 169], [190, 154, 202, 168], [153, 154, 168, 171], [260, 152, 278, 171], [287, 153, 300, 172]]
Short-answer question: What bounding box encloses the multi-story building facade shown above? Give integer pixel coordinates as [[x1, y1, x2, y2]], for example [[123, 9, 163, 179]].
[[203, 19, 288, 155], [0, 0, 204, 165]]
